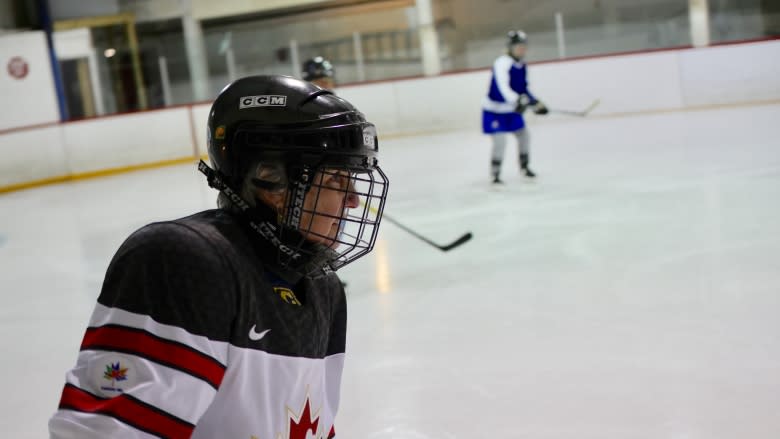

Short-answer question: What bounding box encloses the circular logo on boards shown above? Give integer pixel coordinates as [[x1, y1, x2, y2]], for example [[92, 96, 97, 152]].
[[7, 57, 29, 80]]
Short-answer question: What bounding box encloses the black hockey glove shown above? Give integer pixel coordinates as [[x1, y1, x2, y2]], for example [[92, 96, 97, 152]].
[[514, 94, 531, 114], [532, 101, 549, 115]]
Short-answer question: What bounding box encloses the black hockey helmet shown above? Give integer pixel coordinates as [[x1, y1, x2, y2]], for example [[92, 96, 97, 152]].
[[507, 30, 528, 47], [206, 74, 377, 182], [302, 56, 334, 81], [202, 75, 388, 275]]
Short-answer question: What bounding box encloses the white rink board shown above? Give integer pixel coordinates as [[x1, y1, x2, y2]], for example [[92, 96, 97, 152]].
[[63, 108, 194, 174], [336, 82, 403, 136], [678, 40, 780, 107], [0, 125, 66, 187], [1, 40, 779, 190], [191, 103, 212, 158], [530, 51, 686, 115]]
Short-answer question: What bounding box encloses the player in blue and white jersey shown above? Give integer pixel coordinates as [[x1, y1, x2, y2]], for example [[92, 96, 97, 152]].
[[482, 30, 549, 183]]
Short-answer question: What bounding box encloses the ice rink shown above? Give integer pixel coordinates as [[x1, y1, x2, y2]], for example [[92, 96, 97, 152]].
[[1, 103, 779, 438]]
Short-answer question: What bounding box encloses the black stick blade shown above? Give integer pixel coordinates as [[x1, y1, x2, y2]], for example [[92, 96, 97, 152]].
[[438, 232, 473, 251]]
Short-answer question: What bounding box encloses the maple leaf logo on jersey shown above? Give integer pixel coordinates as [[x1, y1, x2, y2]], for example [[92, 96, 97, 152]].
[[251, 397, 326, 439], [103, 362, 128, 386], [288, 398, 319, 439]]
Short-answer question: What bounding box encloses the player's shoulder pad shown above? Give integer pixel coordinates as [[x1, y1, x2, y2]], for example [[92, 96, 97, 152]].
[[494, 54, 515, 70], [117, 220, 229, 266]]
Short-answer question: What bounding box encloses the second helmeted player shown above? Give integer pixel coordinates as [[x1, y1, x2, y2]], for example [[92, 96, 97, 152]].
[[482, 30, 549, 184]]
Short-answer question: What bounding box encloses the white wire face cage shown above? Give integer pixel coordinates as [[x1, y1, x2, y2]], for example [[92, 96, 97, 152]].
[[279, 164, 389, 272], [198, 157, 389, 274]]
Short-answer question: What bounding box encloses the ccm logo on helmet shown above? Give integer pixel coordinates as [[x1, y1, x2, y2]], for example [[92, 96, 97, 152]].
[[239, 95, 287, 109], [363, 132, 375, 147]]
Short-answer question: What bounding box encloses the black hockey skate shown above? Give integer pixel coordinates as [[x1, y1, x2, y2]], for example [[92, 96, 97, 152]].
[[492, 175, 505, 184], [519, 153, 535, 178]]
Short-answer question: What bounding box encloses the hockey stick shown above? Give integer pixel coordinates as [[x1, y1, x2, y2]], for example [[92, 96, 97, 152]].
[[550, 99, 600, 117], [382, 213, 473, 252], [364, 202, 473, 252]]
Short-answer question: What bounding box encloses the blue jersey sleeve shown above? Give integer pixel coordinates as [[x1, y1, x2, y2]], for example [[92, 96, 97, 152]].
[[509, 65, 537, 104]]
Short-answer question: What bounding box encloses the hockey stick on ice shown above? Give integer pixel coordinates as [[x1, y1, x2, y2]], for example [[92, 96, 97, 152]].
[[550, 99, 601, 117], [382, 213, 473, 252], [365, 202, 473, 252]]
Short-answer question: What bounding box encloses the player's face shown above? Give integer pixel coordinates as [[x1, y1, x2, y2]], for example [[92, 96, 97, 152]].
[[510, 43, 527, 59], [299, 169, 359, 246], [256, 169, 359, 246]]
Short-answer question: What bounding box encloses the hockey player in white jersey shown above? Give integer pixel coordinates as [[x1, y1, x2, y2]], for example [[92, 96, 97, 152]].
[[482, 30, 549, 183], [49, 75, 389, 439]]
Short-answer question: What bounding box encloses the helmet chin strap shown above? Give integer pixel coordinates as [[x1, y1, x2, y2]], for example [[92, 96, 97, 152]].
[[198, 160, 304, 264], [283, 165, 313, 230], [199, 159, 336, 277]]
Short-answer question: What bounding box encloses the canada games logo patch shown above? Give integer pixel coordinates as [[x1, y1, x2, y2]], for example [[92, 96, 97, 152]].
[[90, 355, 136, 396], [101, 362, 128, 393]]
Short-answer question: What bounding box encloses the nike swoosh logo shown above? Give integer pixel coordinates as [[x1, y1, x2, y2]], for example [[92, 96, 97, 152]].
[[248, 325, 271, 341]]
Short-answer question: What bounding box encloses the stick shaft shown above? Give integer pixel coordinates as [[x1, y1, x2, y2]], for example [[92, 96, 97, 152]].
[[365, 202, 473, 251], [381, 213, 472, 251], [550, 99, 600, 117]]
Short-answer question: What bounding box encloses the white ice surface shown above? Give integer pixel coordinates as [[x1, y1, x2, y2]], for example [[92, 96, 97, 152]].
[[1, 103, 779, 438]]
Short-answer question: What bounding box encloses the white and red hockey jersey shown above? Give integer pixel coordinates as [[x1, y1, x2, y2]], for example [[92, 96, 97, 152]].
[[49, 210, 347, 439]]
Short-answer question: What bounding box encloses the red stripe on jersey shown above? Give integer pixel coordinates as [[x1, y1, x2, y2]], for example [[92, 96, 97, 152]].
[[82, 325, 225, 389], [329, 425, 336, 438], [59, 383, 194, 439]]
